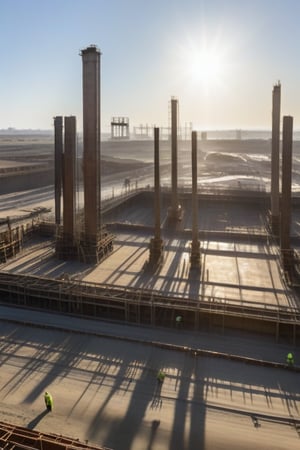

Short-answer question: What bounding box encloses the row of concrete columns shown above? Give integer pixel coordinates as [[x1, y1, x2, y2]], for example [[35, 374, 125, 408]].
[[54, 47, 294, 276], [149, 125, 200, 271], [150, 87, 294, 275], [54, 46, 114, 263]]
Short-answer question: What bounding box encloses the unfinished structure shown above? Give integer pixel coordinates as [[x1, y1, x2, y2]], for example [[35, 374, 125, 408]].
[[111, 116, 130, 139], [270, 81, 281, 235], [54, 46, 114, 263], [133, 124, 152, 139], [2, 65, 300, 344]]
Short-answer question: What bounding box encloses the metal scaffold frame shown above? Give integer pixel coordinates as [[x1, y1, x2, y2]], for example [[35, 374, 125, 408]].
[[0, 271, 299, 342], [0, 421, 111, 450]]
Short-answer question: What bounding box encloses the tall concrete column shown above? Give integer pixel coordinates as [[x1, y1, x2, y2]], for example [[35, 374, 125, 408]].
[[149, 127, 164, 266], [280, 115, 293, 272], [81, 45, 101, 242], [271, 82, 281, 235], [63, 116, 76, 240], [54, 116, 63, 225], [171, 97, 178, 213], [154, 127, 161, 241], [190, 131, 200, 269]]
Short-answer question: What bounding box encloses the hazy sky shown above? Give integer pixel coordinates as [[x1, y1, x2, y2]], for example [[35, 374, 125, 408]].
[[1, 0, 300, 131]]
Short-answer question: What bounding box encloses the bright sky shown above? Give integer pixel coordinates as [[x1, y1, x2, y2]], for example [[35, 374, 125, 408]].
[[1, 0, 300, 132]]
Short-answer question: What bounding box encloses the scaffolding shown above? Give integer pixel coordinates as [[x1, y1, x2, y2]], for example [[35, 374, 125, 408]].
[[55, 223, 114, 264], [0, 221, 37, 263], [110, 117, 130, 139], [0, 270, 299, 342]]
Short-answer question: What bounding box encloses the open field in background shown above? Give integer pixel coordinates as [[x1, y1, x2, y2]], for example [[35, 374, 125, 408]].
[[2, 133, 300, 191]]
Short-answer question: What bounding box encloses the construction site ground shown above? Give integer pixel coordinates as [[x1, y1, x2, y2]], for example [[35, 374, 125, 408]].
[[0, 305, 299, 450], [1, 137, 300, 448]]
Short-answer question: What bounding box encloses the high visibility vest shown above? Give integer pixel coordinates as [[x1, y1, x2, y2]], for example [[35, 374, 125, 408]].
[[157, 371, 165, 381], [45, 393, 53, 406]]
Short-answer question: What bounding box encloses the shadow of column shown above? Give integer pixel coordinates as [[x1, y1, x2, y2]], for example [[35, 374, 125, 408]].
[[27, 409, 49, 430]]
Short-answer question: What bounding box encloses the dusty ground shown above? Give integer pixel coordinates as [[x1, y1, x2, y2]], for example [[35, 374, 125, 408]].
[[0, 309, 299, 450]]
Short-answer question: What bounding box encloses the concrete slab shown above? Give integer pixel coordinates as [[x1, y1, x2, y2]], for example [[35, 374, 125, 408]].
[[1, 229, 296, 313]]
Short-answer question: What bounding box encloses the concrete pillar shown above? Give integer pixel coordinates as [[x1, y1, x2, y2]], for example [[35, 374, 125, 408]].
[[81, 45, 101, 242], [63, 116, 76, 240], [190, 131, 201, 269], [280, 115, 293, 273], [149, 127, 163, 266], [154, 127, 161, 241], [54, 116, 63, 225], [271, 82, 281, 235], [171, 97, 178, 212]]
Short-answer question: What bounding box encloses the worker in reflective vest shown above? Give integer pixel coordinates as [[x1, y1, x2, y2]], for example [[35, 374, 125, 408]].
[[286, 352, 294, 366], [44, 391, 53, 411], [157, 370, 165, 383]]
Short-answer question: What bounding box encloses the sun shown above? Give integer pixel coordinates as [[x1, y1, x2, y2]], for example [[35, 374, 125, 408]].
[[187, 48, 223, 86], [178, 38, 228, 93]]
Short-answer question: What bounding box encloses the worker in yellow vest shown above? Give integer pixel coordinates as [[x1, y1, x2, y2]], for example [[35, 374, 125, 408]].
[[286, 352, 294, 366], [44, 391, 53, 411], [157, 370, 165, 383]]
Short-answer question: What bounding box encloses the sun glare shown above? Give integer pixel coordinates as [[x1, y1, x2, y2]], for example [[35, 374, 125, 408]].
[[177, 37, 229, 94], [187, 48, 223, 86]]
